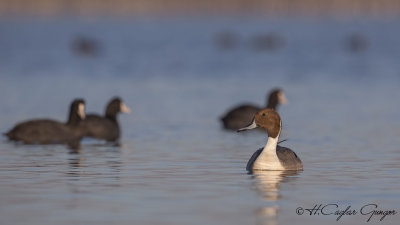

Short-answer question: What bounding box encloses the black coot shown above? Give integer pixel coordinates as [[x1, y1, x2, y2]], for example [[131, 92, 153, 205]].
[[82, 97, 130, 142], [220, 89, 287, 130], [5, 99, 86, 149]]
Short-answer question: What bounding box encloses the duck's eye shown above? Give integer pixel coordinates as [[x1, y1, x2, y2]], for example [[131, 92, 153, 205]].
[[262, 113, 266, 117]]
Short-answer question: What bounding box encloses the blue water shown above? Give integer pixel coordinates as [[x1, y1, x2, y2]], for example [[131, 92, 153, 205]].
[[0, 17, 399, 225]]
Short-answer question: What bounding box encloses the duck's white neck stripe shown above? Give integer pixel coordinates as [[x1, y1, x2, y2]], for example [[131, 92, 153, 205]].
[[252, 135, 284, 170], [252, 120, 284, 171], [264, 136, 279, 152]]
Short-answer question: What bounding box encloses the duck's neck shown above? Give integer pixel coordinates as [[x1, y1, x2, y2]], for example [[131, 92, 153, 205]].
[[263, 136, 279, 153], [252, 123, 284, 170], [264, 120, 281, 152], [252, 135, 283, 170]]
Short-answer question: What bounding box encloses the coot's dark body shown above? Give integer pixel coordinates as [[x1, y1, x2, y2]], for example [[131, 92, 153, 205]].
[[82, 97, 130, 142], [221, 104, 261, 130], [5, 99, 86, 149], [220, 89, 287, 130], [83, 115, 120, 142]]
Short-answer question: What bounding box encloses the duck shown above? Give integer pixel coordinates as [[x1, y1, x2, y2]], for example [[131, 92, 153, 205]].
[[220, 88, 287, 130], [237, 108, 303, 172], [4, 99, 86, 149], [81, 97, 130, 142]]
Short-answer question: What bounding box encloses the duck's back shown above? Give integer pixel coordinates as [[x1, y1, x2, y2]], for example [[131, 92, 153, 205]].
[[276, 146, 303, 170], [5, 119, 78, 144], [82, 115, 119, 141], [221, 104, 260, 130]]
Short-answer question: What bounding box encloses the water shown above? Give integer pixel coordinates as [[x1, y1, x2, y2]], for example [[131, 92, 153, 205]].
[[0, 17, 400, 225]]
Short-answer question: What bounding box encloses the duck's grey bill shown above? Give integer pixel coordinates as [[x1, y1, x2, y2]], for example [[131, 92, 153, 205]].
[[237, 119, 258, 132]]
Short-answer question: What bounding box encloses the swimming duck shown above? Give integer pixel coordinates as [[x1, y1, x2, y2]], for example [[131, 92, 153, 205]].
[[81, 97, 130, 142], [220, 89, 287, 130], [238, 108, 302, 172], [4, 99, 86, 149]]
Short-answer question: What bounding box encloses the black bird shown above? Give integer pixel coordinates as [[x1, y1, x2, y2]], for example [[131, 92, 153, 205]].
[[81, 97, 130, 142], [5, 99, 86, 149], [220, 89, 287, 130]]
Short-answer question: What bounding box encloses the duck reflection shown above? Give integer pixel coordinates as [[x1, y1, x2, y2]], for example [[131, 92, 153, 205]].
[[251, 170, 300, 225]]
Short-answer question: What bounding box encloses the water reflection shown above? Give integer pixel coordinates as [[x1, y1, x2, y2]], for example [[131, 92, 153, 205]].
[[251, 170, 300, 225], [67, 153, 84, 179], [66, 146, 123, 189]]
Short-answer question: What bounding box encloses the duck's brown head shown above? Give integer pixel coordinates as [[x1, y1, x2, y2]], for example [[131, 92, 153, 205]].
[[237, 108, 281, 138]]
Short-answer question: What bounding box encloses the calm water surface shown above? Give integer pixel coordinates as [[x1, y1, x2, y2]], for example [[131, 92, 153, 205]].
[[0, 18, 399, 225]]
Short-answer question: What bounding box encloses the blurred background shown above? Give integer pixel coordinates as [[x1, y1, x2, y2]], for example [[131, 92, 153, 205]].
[[0, 1, 399, 225], [1, 0, 400, 17]]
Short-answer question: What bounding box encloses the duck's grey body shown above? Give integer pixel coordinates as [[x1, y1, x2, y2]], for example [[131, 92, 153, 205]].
[[246, 146, 303, 172]]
